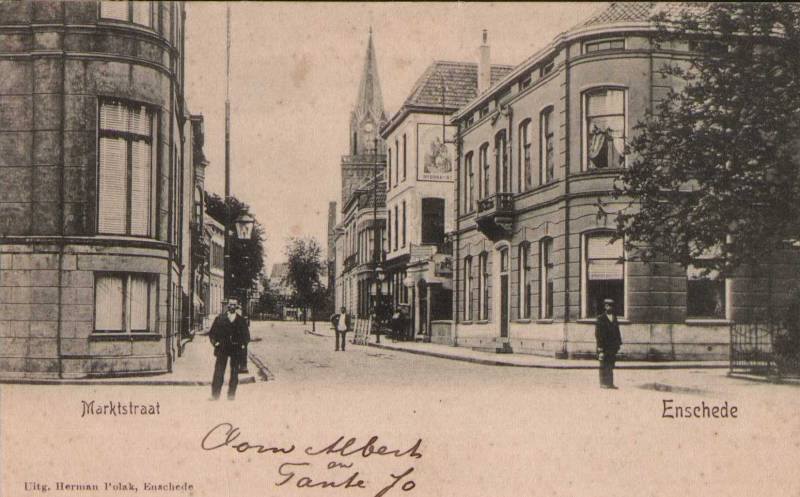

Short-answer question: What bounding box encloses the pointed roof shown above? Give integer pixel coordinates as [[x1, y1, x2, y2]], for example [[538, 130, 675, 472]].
[[353, 29, 386, 124]]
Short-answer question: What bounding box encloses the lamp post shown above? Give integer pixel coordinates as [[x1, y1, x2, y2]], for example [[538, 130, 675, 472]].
[[371, 136, 385, 343]]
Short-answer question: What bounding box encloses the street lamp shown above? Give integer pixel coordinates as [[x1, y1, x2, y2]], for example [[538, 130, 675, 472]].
[[234, 213, 255, 241]]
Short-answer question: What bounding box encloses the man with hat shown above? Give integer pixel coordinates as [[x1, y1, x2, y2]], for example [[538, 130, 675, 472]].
[[209, 298, 251, 400], [595, 298, 622, 389]]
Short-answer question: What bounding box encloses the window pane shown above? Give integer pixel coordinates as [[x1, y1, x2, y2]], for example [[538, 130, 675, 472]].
[[95, 275, 124, 331], [128, 105, 152, 136], [687, 278, 725, 318], [130, 140, 152, 236], [100, 101, 128, 132], [101, 1, 129, 21], [587, 236, 622, 258], [132, 1, 153, 27], [129, 275, 151, 331], [587, 90, 624, 117], [98, 137, 127, 234]]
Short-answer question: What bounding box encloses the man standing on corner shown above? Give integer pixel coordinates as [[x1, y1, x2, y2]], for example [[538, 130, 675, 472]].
[[330, 306, 352, 351], [209, 298, 250, 400], [595, 298, 622, 389]]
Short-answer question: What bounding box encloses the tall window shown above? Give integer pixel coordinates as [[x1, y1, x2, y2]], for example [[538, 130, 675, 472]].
[[402, 134, 407, 181], [584, 88, 626, 170], [401, 200, 407, 247], [395, 139, 399, 185], [100, 1, 154, 28], [540, 238, 554, 319], [464, 152, 475, 213], [387, 147, 392, 189], [687, 256, 726, 319], [464, 257, 473, 321], [98, 100, 157, 236], [495, 131, 508, 193], [519, 120, 532, 191], [479, 252, 489, 320], [540, 107, 555, 183], [479, 143, 490, 199], [393, 205, 399, 251], [584, 233, 624, 317], [94, 273, 158, 333], [518, 243, 530, 319], [387, 210, 392, 252]]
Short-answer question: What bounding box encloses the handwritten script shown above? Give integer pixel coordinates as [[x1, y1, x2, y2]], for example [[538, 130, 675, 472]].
[[201, 422, 423, 496]]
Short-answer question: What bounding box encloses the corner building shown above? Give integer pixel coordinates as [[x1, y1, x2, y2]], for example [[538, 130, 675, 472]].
[[0, 1, 193, 377], [450, 3, 799, 360]]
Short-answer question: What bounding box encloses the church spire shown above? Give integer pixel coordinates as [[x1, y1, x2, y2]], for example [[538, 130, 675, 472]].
[[353, 28, 386, 127]]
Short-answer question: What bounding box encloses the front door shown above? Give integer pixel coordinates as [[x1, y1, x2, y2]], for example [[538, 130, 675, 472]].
[[418, 280, 428, 337], [499, 248, 509, 338], [500, 274, 509, 338]]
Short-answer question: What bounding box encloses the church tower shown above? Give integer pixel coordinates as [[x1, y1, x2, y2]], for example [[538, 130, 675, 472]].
[[341, 29, 387, 206]]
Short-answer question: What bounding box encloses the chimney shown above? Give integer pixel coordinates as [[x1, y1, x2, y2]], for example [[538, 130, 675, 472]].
[[478, 29, 491, 94]]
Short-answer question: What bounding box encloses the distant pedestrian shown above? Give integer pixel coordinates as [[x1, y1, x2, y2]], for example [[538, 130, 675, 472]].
[[391, 307, 408, 341], [330, 306, 352, 351], [209, 298, 251, 400], [595, 298, 622, 389]]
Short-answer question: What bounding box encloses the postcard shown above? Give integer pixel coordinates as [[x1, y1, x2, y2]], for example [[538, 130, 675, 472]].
[[2, 2, 800, 497]]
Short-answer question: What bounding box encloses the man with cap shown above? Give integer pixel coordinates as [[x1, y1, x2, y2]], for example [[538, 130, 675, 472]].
[[595, 298, 622, 389], [329, 306, 352, 351], [209, 298, 251, 400]]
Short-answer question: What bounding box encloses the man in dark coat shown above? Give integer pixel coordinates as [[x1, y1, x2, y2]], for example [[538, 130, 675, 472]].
[[595, 298, 622, 389], [330, 306, 352, 351], [209, 298, 251, 400]]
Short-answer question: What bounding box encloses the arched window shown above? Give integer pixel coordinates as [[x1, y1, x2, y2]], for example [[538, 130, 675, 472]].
[[539, 238, 554, 319], [519, 120, 532, 191], [540, 107, 555, 183], [582, 232, 625, 317], [464, 256, 473, 321], [478, 252, 489, 320], [495, 130, 509, 193], [583, 88, 626, 170], [465, 152, 475, 212], [518, 243, 531, 319], [479, 143, 490, 199]]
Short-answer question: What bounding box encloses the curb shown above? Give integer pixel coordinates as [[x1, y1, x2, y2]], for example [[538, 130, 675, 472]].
[[367, 343, 729, 370], [248, 351, 274, 382], [0, 376, 256, 387]]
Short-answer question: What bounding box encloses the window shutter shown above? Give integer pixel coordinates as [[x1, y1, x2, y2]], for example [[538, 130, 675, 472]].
[[130, 140, 152, 235], [100, 1, 129, 21], [95, 275, 124, 331], [132, 2, 153, 27], [98, 137, 127, 234], [129, 275, 150, 331], [100, 101, 128, 132]]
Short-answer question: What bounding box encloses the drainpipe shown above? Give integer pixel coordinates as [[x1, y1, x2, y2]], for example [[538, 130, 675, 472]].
[[560, 47, 571, 359], [55, 2, 68, 379]]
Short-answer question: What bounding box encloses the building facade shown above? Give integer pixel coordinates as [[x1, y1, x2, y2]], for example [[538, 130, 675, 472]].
[[449, 3, 798, 360], [0, 1, 196, 377], [202, 215, 224, 329], [381, 51, 513, 342], [334, 30, 387, 317]]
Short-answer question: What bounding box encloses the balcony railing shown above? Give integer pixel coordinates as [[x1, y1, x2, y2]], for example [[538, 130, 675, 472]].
[[475, 192, 514, 240]]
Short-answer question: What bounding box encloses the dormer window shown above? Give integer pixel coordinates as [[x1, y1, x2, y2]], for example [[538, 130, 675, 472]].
[[584, 38, 625, 54], [540, 59, 554, 77]]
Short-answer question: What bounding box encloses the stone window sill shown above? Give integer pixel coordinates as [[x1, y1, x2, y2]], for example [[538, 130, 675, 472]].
[[536, 319, 554, 324], [89, 333, 162, 342], [475, 320, 490, 325], [685, 319, 730, 326], [577, 318, 630, 324], [515, 319, 532, 324]]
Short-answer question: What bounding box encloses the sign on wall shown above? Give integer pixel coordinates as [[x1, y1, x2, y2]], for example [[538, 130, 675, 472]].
[[417, 122, 456, 182]]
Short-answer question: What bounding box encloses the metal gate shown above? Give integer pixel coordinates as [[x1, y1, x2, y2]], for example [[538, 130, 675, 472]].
[[730, 321, 776, 374]]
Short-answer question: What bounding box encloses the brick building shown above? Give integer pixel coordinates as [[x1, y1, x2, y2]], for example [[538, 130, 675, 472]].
[[334, 29, 387, 317], [0, 1, 198, 377], [380, 46, 513, 342], [449, 3, 799, 360]]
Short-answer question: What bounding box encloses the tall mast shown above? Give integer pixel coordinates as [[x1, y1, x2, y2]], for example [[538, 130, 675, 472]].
[[224, 4, 231, 200]]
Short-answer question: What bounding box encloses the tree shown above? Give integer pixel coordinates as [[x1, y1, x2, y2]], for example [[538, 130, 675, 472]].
[[255, 276, 284, 318], [205, 192, 266, 305], [284, 237, 325, 329], [615, 3, 800, 276]]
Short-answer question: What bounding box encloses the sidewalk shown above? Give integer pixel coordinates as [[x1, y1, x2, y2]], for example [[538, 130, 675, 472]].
[[0, 334, 265, 386], [366, 337, 729, 370]]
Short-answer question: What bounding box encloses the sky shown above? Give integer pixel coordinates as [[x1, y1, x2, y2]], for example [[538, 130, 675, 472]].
[[184, 2, 598, 268]]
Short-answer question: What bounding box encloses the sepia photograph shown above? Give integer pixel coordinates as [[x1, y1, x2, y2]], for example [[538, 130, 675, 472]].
[[1, 2, 799, 496]]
